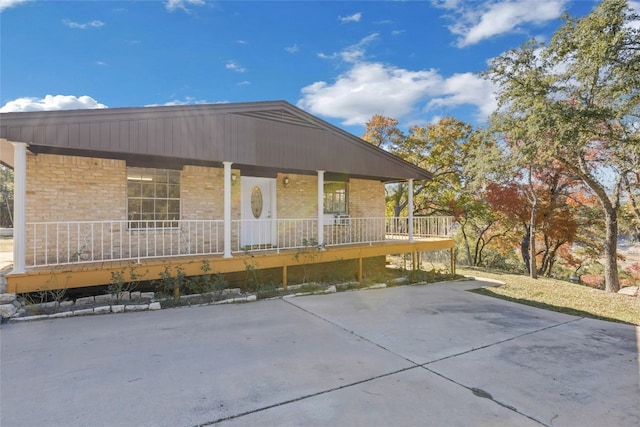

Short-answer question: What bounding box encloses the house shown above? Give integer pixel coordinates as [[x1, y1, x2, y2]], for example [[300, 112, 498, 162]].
[[0, 101, 454, 294]]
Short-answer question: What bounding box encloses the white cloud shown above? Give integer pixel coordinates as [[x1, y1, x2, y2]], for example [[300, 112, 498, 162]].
[[0, 0, 30, 13], [165, 0, 205, 12], [427, 72, 497, 119], [339, 12, 362, 23], [318, 33, 379, 63], [236, 40, 248, 45], [225, 60, 247, 73], [285, 44, 300, 53], [298, 61, 497, 126], [145, 96, 211, 107], [237, 81, 251, 86], [298, 62, 444, 126], [62, 19, 105, 29], [0, 95, 107, 112], [437, 0, 567, 47]]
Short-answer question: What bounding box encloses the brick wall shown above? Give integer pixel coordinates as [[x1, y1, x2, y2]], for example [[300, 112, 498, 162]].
[[348, 178, 385, 218], [26, 153, 126, 223]]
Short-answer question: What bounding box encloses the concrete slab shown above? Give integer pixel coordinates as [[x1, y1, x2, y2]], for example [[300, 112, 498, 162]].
[[217, 368, 541, 426], [1, 279, 638, 427], [287, 281, 579, 364], [427, 317, 640, 427], [1, 301, 412, 427]]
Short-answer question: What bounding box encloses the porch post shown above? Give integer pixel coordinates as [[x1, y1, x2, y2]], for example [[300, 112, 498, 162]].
[[12, 142, 27, 274], [317, 170, 325, 247], [223, 161, 233, 258], [408, 179, 414, 243]]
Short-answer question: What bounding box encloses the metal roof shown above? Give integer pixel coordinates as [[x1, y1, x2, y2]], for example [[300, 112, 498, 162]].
[[0, 101, 432, 181]]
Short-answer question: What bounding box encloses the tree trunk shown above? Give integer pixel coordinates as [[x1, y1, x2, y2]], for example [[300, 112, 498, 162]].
[[521, 229, 530, 274], [460, 221, 473, 266], [603, 209, 620, 293], [528, 168, 538, 279]]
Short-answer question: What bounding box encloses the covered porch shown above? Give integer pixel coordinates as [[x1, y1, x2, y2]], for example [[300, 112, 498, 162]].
[[5, 215, 455, 293]]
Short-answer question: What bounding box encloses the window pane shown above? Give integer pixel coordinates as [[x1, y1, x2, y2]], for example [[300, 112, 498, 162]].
[[168, 200, 180, 215], [156, 184, 168, 198], [141, 199, 154, 214], [127, 167, 180, 229], [168, 184, 180, 198], [323, 181, 348, 214], [127, 182, 141, 197]]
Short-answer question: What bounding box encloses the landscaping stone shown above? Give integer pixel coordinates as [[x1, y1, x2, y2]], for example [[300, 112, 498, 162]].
[[180, 294, 202, 302], [125, 304, 148, 312], [49, 311, 73, 319], [75, 296, 95, 305], [368, 283, 387, 290], [0, 293, 17, 304], [39, 301, 59, 309], [140, 292, 155, 299], [149, 302, 161, 310], [0, 303, 17, 318], [390, 277, 408, 284], [73, 308, 94, 316], [222, 288, 241, 296], [12, 314, 49, 322], [246, 295, 257, 302], [94, 306, 111, 315], [94, 294, 113, 303], [130, 291, 141, 299], [117, 292, 131, 301], [618, 286, 638, 296], [325, 285, 337, 294], [59, 300, 75, 308], [111, 305, 125, 313]]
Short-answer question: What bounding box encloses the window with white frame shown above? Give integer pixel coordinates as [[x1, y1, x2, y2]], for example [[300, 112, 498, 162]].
[[127, 167, 180, 228], [323, 181, 348, 215]]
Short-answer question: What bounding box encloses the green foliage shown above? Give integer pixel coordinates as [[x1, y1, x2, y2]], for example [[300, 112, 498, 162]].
[[293, 238, 322, 283], [108, 266, 146, 296], [0, 165, 13, 228], [486, 0, 640, 292]]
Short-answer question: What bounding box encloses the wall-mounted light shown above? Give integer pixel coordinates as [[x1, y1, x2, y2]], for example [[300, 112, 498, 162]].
[[231, 173, 237, 183], [283, 176, 290, 187]]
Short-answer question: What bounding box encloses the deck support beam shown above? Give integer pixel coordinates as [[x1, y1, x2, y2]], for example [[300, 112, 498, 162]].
[[11, 142, 27, 274], [450, 247, 455, 275], [223, 161, 233, 258]]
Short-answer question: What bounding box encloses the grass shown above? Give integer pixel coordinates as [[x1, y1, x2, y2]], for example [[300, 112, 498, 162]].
[[458, 267, 640, 326]]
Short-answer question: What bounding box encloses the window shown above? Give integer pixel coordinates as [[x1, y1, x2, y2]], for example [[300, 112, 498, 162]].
[[323, 181, 348, 215], [127, 167, 180, 228]]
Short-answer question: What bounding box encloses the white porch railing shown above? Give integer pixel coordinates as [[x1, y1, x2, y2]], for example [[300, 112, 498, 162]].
[[25, 216, 454, 267]]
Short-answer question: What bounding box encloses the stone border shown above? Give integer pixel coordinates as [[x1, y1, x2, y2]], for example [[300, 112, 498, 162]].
[[0, 281, 401, 323]]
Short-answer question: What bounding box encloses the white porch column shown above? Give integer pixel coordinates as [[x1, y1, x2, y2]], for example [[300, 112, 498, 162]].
[[12, 142, 27, 273], [223, 161, 233, 258], [317, 170, 325, 247], [408, 179, 414, 243]]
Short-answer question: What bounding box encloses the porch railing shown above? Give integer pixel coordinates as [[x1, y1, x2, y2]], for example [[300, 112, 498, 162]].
[[25, 216, 454, 267]]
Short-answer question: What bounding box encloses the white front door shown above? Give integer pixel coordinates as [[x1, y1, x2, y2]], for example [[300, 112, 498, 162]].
[[241, 176, 277, 248]]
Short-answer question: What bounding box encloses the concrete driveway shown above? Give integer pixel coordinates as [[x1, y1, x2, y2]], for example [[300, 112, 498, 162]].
[[1, 280, 638, 427]]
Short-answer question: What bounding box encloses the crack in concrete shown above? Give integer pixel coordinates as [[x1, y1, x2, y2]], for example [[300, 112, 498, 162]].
[[194, 365, 422, 426], [195, 299, 583, 426]]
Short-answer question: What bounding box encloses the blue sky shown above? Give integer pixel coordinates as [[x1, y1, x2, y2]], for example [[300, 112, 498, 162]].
[[1, 0, 633, 136]]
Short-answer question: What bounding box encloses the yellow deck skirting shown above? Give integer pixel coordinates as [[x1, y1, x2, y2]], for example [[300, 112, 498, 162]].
[[5, 239, 454, 293]]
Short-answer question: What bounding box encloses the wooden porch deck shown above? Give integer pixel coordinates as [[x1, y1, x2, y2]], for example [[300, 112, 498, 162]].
[[4, 238, 455, 293]]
